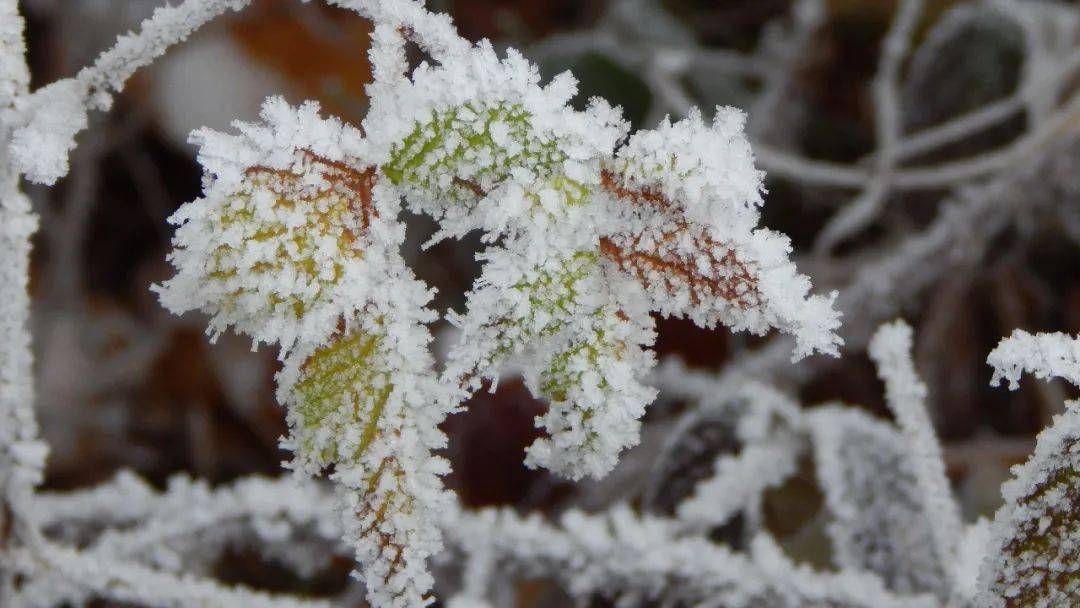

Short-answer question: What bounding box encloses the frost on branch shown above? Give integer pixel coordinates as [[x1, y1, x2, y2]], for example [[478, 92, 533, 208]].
[[374, 41, 622, 239], [978, 331, 1080, 607], [441, 502, 937, 608], [868, 321, 962, 591], [8, 0, 251, 185], [671, 382, 804, 534], [154, 97, 451, 607], [987, 329, 1080, 390]]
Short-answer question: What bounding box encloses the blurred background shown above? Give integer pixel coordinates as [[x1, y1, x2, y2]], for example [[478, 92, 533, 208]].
[[18, 0, 1080, 603]]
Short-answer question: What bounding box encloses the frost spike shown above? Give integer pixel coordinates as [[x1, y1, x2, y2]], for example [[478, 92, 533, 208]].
[[868, 320, 963, 595]]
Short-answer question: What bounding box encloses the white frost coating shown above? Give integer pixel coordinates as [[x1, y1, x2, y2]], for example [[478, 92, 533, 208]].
[[366, 39, 622, 166], [807, 405, 951, 597], [676, 438, 800, 530], [977, 330, 1080, 607], [955, 518, 991, 602], [5, 542, 331, 608], [987, 329, 1080, 390], [8, 0, 252, 185], [375, 38, 627, 241], [8, 80, 87, 185], [155, 96, 453, 607], [605, 108, 843, 360], [86, 475, 340, 567], [660, 380, 805, 527], [0, 0, 30, 104], [0, 0, 45, 566], [520, 286, 659, 479], [330, 0, 469, 64], [36, 471, 338, 535], [976, 401, 1080, 607], [869, 320, 963, 592], [155, 97, 369, 354], [611, 107, 764, 233], [20, 473, 343, 608], [441, 243, 659, 481], [441, 502, 938, 608]]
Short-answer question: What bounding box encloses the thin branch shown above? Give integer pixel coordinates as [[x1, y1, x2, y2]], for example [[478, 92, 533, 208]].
[[814, 0, 923, 251], [0, 6, 43, 604], [3, 541, 332, 608]]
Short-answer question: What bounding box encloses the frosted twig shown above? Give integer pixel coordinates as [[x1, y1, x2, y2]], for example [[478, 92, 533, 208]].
[[441, 502, 938, 608], [869, 321, 963, 592], [0, 5, 43, 603], [676, 438, 801, 532], [753, 145, 870, 188], [814, 0, 923, 251], [892, 92, 1080, 188], [83, 475, 341, 566], [10, 0, 252, 184], [748, 0, 826, 143], [988, 330, 1080, 390], [3, 541, 332, 608]]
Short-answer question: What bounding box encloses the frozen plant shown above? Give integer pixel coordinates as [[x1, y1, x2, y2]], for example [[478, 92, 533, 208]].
[[3, 0, 841, 605], [148, 21, 842, 607], [1, 0, 1078, 607]]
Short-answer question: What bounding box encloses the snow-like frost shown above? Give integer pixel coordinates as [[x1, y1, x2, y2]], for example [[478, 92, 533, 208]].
[[978, 331, 1080, 608], [987, 329, 1080, 390], [154, 96, 453, 607], [155, 97, 369, 353], [869, 320, 962, 590], [808, 404, 951, 597], [0, 0, 868, 606]]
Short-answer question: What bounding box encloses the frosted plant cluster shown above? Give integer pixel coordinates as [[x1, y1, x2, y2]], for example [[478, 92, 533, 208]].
[[0, 0, 1078, 607]]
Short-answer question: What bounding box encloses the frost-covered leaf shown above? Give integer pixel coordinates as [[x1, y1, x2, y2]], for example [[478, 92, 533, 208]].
[[600, 108, 843, 360], [523, 300, 656, 479], [978, 330, 1080, 607], [155, 97, 452, 607], [372, 40, 626, 241], [977, 402, 1080, 607], [361, 27, 839, 481], [807, 406, 950, 596], [154, 97, 372, 353]]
